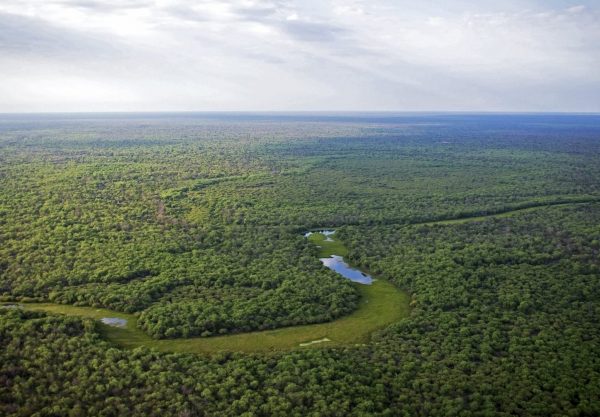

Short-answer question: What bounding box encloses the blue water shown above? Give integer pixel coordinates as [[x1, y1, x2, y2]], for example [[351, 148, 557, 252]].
[[101, 317, 127, 327], [320, 255, 373, 285], [305, 230, 373, 284]]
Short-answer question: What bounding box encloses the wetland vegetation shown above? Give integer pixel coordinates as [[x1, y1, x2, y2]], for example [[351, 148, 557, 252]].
[[1, 113, 600, 416], [11, 230, 408, 353]]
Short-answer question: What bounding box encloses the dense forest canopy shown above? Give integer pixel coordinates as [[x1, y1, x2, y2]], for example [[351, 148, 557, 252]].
[[1, 113, 599, 416]]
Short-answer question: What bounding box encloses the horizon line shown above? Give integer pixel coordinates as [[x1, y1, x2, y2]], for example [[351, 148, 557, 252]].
[[1, 110, 600, 116]]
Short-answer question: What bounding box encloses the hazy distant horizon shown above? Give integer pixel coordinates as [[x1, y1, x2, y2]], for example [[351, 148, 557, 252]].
[[1, 110, 599, 117]]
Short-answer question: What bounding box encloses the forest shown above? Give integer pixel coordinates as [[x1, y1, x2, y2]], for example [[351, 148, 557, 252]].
[[1, 113, 599, 416]]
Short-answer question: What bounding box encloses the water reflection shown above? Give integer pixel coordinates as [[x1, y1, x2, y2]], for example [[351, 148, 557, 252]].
[[101, 317, 127, 327], [306, 230, 373, 284], [320, 255, 373, 285]]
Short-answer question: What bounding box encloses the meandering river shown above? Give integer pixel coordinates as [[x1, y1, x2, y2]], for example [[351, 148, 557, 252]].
[[5, 201, 596, 353], [3, 229, 409, 353]]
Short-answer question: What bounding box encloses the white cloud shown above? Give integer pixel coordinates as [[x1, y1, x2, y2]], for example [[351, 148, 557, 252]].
[[0, 0, 598, 112], [567, 5, 586, 14]]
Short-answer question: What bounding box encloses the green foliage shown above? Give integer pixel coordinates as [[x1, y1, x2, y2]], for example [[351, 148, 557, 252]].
[[0, 129, 362, 337], [19, 277, 409, 353], [1, 114, 600, 416]]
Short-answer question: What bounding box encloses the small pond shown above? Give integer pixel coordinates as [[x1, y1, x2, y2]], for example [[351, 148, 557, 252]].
[[305, 230, 373, 285], [101, 317, 127, 328], [320, 255, 373, 285]]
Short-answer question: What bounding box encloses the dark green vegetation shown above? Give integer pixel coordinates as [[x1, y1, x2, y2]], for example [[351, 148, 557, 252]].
[[0, 119, 362, 339], [15, 230, 408, 353], [16, 277, 408, 353], [1, 113, 600, 416]]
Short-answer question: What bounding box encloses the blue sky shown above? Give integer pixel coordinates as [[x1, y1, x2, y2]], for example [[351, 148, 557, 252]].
[[0, 0, 598, 112]]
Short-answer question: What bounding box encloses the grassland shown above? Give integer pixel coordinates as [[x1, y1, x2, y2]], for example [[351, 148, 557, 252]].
[[418, 197, 600, 226], [17, 202, 595, 354], [307, 231, 348, 257], [16, 231, 409, 354], [17, 280, 408, 354], [15, 202, 597, 354]]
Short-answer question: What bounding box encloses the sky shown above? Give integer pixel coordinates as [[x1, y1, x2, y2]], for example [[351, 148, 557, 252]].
[[0, 0, 599, 112]]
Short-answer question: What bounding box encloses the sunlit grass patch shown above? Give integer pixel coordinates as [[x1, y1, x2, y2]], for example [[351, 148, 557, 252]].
[[308, 231, 348, 257], [16, 280, 409, 354]]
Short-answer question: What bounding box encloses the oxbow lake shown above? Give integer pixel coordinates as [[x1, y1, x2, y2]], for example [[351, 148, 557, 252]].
[[306, 230, 373, 285], [320, 255, 373, 285]]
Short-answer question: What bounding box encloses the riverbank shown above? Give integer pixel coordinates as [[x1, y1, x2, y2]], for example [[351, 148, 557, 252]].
[[18, 280, 409, 354], [12, 231, 410, 354]]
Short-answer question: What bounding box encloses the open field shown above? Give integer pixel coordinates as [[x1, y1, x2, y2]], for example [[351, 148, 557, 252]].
[[307, 231, 348, 257], [418, 197, 600, 226], [17, 230, 409, 353], [19, 280, 409, 353]]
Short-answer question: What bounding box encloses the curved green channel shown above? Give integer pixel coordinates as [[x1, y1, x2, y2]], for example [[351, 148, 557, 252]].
[[13, 200, 597, 354], [17, 232, 410, 354]]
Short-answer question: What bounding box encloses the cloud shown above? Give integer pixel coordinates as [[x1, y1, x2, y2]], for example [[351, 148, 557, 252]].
[[567, 5, 586, 14], [56, 0, 153, 11], [0, 12, 121, 59], [233, 5, 280, 20], [0, 0, 598, 112], [279, 20, 344, 42]]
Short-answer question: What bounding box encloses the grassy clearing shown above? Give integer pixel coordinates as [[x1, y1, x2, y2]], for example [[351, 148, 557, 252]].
[[18, 280, 408, 354], [19, 203, 594, 355], [16, 230, 409, 354], [21, 304, 153, 347], [307, 231, 348, 257], [419, 198, 599, 227]]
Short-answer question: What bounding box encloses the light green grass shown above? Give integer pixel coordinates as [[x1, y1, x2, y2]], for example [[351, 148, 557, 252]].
[[419, 198, 599, 227], [21, 304, 153, 347], [11, 200, 599, 354], [14, 231, 409, 354], [308, 231, 348, 257], [17, 280, 408, 354]]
